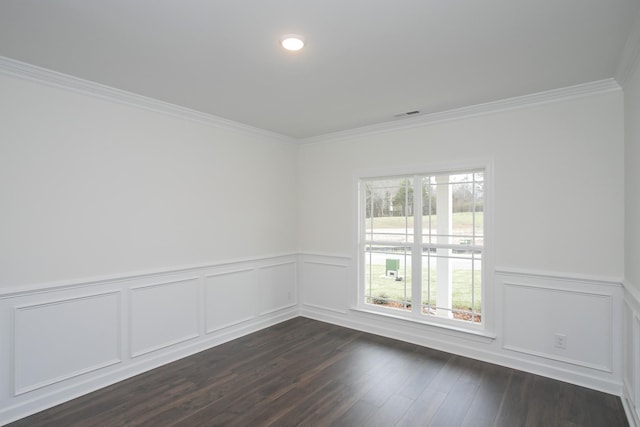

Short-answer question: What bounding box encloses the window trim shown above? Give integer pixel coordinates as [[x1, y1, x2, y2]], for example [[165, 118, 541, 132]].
[[353, 159, 494, 336]]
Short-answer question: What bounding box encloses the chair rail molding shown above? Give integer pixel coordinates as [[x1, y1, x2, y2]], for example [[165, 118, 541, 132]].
[[0, 254, 298, 425]]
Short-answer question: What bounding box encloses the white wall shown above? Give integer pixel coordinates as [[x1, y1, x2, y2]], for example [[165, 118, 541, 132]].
[[625, 58, 640, 294], [0, 69, 300, 425], [298, 91, 624, 277], [622, 32, 640, 426], [0, 73, 298, 289], [0, 64, 632, 424], [298, 90, 626, 396]]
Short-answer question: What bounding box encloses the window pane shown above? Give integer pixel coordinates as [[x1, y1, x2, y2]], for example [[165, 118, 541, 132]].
[[422, 176, 436, 245], [423, 172, 484, 250], [364, 244, 412, 311], [362, 169, 484, 325], [422, 175, 452, 244], [451, 252, 482, 323], [473, 172, 484, 246], [421, 249, 482, 323], [365, 178, 414, 243]]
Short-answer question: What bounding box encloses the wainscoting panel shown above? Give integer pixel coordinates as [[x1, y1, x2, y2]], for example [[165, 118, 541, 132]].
[[301, 257, 350, 314], [0, 254, 299, 426], [204, 269, 256, 333], [130, 277, 200, 358], [502, 282, 612, 371], [635, 313, 640, 422], [257, 262, 297, 315], [13, 291, 121, 395], [623, 281, 640, 427], [624, 299, 635, 407], [300, 256, 624, 397], [0, 255, 630, 426]]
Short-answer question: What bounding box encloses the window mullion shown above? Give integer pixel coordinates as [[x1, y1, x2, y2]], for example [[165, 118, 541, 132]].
[[412, 175, 422, 317]]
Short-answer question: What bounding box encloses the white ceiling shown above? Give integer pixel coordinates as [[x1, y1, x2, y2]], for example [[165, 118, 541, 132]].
[[1, 0, 638, 139]]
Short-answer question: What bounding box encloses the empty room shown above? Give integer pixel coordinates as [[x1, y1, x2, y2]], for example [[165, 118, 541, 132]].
[[2, 1, 640, 426]]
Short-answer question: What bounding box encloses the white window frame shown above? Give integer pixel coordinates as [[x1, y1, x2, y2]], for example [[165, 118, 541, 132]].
[[353, 160, 494, 336]]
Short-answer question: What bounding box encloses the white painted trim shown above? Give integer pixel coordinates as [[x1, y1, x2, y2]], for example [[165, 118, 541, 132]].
[[1, 253, 631, 425], [636, 313, 640, 417], [501, 280, 614, 373], [130, 334, 200, 359], [302, 260, 350, 269], [1, 308, 299, 426], [301, 255, 625, 396], [0, 252, 299, 298], [500, 279, 617, 298], [633, 312, 640, 425], [353, 159, 495, 336], [203, 268, 254, 279], [623, 280, 640, 427], [15, 358, 122, 398], [257, 260, 298, 270], [354, 158, 494, 182], [258, 302, 299, 317], [13, 291, 122, 395], [623, 382, 640, 427], [616, 8, 640, 88], [349, 306, 495, 341], [0, 56, 621, 148], [0, 254, 301, 425], [12, 289, 123, 311], [129, 277, 201, 358], [502, 282, 613, 373], [298, 79, 621, 145], [502, 343, 611, 373], [496, 267, 623, 287], [302, 303, 348, 315], [299, 306, 623, 395], [129, 276, 200, 291], [203, 268, 257, 334], [298, 252, 352, 262], [0, 56, 296, 145], [205, 316, 257, 334], [624, 279, 640, 308]]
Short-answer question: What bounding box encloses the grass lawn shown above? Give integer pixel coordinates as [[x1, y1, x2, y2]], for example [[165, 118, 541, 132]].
[[364, 263, 481, 311], [366, 212, 483, 232]]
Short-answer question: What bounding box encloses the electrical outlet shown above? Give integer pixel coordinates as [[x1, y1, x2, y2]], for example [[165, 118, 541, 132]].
[[554, 333, 567, 349]]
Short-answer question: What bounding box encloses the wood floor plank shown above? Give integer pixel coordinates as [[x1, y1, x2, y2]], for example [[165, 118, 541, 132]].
[[493, 369, 533, 427], [460, 363, 511, 427], [428, 359, 482, 427], [367, 393, 414, 426], [395, 387, 448, 427], [8, 317, 629, 427]]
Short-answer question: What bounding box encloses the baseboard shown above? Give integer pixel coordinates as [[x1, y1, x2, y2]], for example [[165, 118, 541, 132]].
[[624, 381, 640, 427], [0, 254, 299, 426], [2, 254, 633, 425], [299, 253, 625, 396], [300, 305, 623, 395], [1, 308, 297, 425], [623, 279, 640, 427]]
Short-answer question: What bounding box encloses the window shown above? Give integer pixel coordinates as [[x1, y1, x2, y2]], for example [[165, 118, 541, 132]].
[[359, 168, 487, 330]]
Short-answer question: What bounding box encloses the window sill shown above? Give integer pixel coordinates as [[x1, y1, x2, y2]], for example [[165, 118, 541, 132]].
[[350, 306, 497, 343]]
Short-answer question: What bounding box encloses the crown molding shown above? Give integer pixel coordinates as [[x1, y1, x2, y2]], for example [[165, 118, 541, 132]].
[[0, 56, 296, 145], [616, 8, 640, 88], [298, 79, 621, 145], [0, 56, 622, 147]]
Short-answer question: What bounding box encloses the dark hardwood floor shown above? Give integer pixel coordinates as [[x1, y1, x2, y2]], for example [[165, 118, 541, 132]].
[[9, 317, 628, 427]]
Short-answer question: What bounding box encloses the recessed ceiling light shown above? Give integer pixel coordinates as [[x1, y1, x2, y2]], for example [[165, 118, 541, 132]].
[[281, 34, 305, 51]]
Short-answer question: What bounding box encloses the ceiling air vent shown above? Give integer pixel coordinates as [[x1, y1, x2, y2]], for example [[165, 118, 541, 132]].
[[393, 110, 421, 118]]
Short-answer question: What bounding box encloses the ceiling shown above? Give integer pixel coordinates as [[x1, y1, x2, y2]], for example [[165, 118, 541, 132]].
[[1, 0, 638, 139]]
